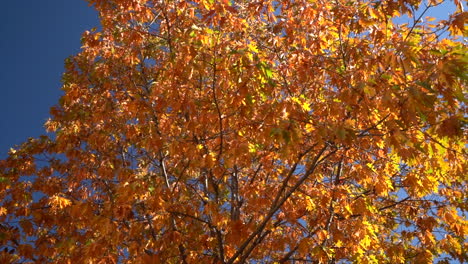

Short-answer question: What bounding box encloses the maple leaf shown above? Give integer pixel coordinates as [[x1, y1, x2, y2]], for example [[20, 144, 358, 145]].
[[48, 195, 72, 210]]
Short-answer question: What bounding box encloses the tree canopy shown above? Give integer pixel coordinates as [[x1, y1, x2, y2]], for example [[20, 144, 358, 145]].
[[0, 0, 467, 263]]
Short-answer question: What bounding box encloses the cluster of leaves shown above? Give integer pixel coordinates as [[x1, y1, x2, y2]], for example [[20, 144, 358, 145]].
[[0, 0, 467, 263]]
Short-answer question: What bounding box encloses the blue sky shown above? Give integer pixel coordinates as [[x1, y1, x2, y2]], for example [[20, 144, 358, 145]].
[[0, 1, 461, 159], [0, 0, 98, 158]]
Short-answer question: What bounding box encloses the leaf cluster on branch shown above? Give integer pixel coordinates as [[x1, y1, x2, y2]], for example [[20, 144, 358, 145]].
[[0, 0, 467, 263]]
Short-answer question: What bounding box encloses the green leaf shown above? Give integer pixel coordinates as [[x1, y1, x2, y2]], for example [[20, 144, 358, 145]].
[[0, 177, 10, 184], [265, 67, 273, 79]]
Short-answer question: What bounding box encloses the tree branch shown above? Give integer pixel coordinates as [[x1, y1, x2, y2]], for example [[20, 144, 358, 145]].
[[227, 145, 330, 264]]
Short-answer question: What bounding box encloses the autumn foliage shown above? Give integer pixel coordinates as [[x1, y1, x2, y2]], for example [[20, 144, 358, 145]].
[[1, 0, 467, 263]]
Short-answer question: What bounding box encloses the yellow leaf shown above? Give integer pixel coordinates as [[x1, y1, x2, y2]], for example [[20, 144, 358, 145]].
[[49, 195, 72, 210], [248, 143, 257, 153], [248, 42, 259, 53], [360, 235, 371, 248], [368, 8, 380, 19], [305, 123, 315, 133], [306, 197, 314, 211]]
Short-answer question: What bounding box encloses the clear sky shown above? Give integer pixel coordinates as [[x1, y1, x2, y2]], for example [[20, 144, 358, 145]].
[[0, 0, 461, 159], [0, 0, 98, 158]]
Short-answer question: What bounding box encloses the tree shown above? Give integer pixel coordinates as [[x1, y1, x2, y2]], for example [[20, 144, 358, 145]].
[[1, 0, 467, 263]]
